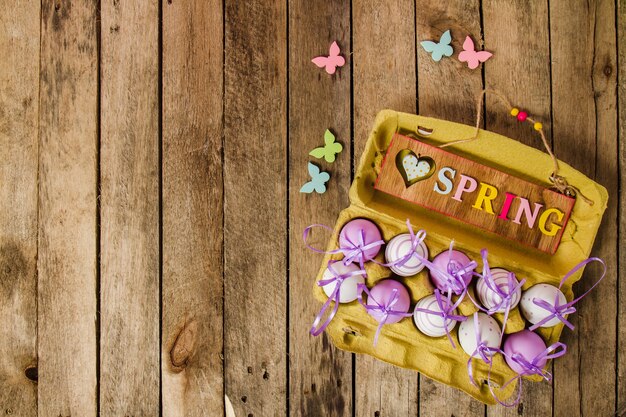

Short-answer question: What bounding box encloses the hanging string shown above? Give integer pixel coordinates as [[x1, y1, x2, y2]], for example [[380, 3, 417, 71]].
[[437, 89, 593, 205]]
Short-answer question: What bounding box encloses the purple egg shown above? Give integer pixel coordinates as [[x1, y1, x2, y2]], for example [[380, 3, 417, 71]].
[[339, 218, 383, 264], [366, 280, 411, 324], [503, 330, 547, 374], [429, 249, 475, 294]]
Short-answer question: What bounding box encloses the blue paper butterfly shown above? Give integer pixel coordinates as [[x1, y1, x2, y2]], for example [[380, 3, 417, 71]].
[[420, 30, 453, 62], [300, 162, 330, 194]]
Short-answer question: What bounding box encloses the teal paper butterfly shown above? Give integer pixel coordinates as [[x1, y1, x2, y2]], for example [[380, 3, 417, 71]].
[[420, 30, 453, 62], [309, 129, 343, 163], [300, 162, 330, 194]]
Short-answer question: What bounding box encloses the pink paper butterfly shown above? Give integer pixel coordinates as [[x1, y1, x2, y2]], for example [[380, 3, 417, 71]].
[[458, 36, 492, 69], [312, 41, 345, 75]]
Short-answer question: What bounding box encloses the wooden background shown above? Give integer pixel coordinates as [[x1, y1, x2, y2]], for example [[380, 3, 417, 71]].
[[0, 0, 623, 416]]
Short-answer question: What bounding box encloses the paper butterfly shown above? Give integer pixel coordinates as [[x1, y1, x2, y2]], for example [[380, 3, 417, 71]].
[[312, 41, 345, 75], [420, 30, 453, 62], [300, 162, 330, 194], [309, 129, 343, 163], [458, 36, 493, 69]]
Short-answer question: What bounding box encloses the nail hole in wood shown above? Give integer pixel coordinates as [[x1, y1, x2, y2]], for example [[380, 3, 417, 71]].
[[24, 366, 38, 382], [311, 383, 316, 393], [262, 370, 269, 380], [54, 3, 60, 11], [247, 366, 253, 374], [248, 414, 253, 417], [241, 396, 247, 403], [374, 411, 380, 417]]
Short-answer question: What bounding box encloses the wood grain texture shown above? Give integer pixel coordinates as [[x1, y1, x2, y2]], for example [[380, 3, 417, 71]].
[[415, 1, 484, 415], [100, 0, 160, 414], [223, 1, 287, 416], [288, 0, 352, 416], [550, 0, 618, 416], [618, 1, 626, 414], [0, 1, 39, 415], [353, 1, 419, 415], [482, 1, 554, 415], [162, 0, 224, 415], [376, 135, 574, 254], [38, 0, 98, 415]]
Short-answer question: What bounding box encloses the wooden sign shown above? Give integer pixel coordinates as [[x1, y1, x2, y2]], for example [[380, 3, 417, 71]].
[[374, 134, 575, 254]]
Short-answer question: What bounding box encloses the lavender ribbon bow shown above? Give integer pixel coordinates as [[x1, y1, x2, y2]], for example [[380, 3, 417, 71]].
[[417, 241, 477, 297], [466, 249, 525, 340], [486, 342, 567, 407], [303, 224, 384, 270], [357, 283, 412, 346], [467, 312, 500, 387], [528, 257, 606, 331], [414, 289, 467, 348], [310, 261, 366, 336]]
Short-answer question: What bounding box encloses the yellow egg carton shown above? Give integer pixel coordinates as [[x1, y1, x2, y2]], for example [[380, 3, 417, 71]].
[[311, 110, 608, 404]]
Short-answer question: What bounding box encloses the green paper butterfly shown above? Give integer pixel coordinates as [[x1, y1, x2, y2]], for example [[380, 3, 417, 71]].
[[421, 30, 453, 62], [309, 129, 343, 163], [300, 162, 330, 194]]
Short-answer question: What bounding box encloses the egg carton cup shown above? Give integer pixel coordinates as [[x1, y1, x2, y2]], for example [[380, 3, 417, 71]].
[[311, 110, 608, 404]]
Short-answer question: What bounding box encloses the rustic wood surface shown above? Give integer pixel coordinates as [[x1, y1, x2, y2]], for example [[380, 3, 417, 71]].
[[0, 1, 622, 416]]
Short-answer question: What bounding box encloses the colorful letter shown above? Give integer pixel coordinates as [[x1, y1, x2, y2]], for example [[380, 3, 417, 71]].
[[452, 175, 478, 202], [472, 182, 498, 214], [498, 192, 517, 220], [434, 167, 456, 195], [538, 208, 564, 236], [513, 198, 544, 228]]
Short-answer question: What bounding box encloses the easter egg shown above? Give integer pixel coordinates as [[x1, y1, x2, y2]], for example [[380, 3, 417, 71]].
[[339, 218, 383, 264], [475, 268, 522, 312], [320, 262, 366, 303], [503, 330, 547, 374], [520, 283, 567, 328], [429, 249, 475, 294], [413, 294, 459, 337], [458, 313, 501, 358], [366, 280, 411, 324], [385, 233, 429, 277]]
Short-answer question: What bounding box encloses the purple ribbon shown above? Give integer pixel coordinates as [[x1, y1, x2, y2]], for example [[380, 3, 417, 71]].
[[466, 249, 526, 341], [310, 261, 366, 336], [417, 241, 477, 297], [413, 289, 467, 348], [303, 224, 385, 270], [528, 257, 607, 331], [357, 283, 413, 346], [467, 312, 501, 386], [486, 341, 566, 407]]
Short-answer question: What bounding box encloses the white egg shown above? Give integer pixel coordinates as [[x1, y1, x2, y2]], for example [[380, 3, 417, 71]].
[[475, 268, 522, 312], [320, 262, 366, 303], [520, 283, 567, 328], [458, 313, 501, 358], [413, 294, 459, 337], [385, 233, 429, 277]]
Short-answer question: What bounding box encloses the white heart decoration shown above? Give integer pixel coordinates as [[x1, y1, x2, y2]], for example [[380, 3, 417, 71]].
[[402, 155, 432, 181]]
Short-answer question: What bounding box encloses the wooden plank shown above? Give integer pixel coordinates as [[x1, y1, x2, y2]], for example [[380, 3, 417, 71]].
[[618, 0, 626, 414], [37, 0, 98, 415], [482, 1, 554, 415], [352, 1, 419, 415], [0, 1, 40, 415], [100, 1, 160, 414], [223, 0, 287, 416], [161, 0, 224, 415], [415, 1, 485, 415], [550, 0, 618, 416], [375, 134, 575, 254], [287, 0, 352, 416]]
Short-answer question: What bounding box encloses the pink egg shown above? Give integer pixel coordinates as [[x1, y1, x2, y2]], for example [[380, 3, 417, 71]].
[[429, 249, 475, 294], [339, 219, 383, 264], [503, 330, 547, 374], [476, 268, 522, 312], [366, 280, 411, 324]]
